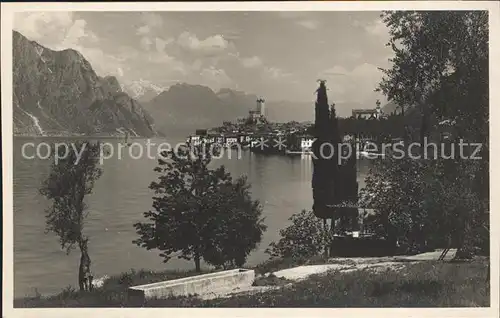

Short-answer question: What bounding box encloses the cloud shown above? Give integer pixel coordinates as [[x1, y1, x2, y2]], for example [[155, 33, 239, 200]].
[[155, 37, 173, 53], [61, 19, 98, 47], [364, 19, 389, 38], [136, 25, 151, 35], [351, 19, 364, 28], [14, 12, 98, 48], [323, 65, 348, 76], [321, 63, 385, 103], [192, 59, 203, 71], [199, 66, 234, 90], [297, 20, 319, 30], [177, 31, 229, 55], [233, 53, 293, 83], [138, 36, 173, 53], [140, 37, 153, 51], [222, 30, 241, 41], [241, 56, 263, 68], [276, 12, 320, 30], [233, 53, 294, 84], [135, 12, 165, 52], [139, 12, 163, 30], [146, 50, 180, 66], [117, 67, 124, 77], [14, 12, 73, 41], [14, 12, 136, 81], [265, 67, 292, 80], [277, 12, 308, 19], [349, 16, 389, 43]]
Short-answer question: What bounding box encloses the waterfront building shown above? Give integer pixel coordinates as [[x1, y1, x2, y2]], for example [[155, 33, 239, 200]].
[[249, 133, 268, 147], [351, 99, 384, 119], [352, 109, 379, 119], [248, 97, 267, 123], [224, 135, 239, 147], [300, 136, 315, 151], [238, 133, 251, 143], [187, 135, 202, 146], [287, 134, 314, 151], [248, 110, 261, 121], [204, 134, 216, 144], [195, 129, 207, 136], [216, 135, 225, 145]]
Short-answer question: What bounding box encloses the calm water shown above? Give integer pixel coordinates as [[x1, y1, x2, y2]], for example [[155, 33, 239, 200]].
[[13, 137, 370, 297]]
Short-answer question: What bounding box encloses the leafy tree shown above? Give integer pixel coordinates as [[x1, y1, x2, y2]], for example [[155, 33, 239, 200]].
[[266, 210, 332, 260], [133, 143, 266, 271], [369, 10, 489, 256], [40, 141, 103, 290], [359, 156, 433, 253], [378, 10, 488, 150], [202, 174, 267, 269]]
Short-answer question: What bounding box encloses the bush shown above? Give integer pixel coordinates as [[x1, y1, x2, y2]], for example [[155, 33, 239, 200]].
[[360, 155, 489, 256], [265, 210, 331, 261]]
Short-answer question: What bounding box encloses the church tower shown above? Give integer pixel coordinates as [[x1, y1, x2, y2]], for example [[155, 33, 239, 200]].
[[257, 98, 266, 117]]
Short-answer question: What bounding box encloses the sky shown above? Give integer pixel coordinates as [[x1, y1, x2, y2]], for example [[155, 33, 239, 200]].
[[13, 11, 394, 105]]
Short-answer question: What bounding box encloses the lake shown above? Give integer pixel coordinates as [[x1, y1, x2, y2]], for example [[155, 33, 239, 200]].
[[12, 136, 370, 297]]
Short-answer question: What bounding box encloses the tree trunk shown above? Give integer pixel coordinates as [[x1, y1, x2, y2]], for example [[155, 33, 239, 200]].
[[194, 251, 201, 272], [419, 102, 429, 157], [323, 219, 330, 258], [454, 221, 473, 260], [78, 255, 85, 292], [78, 247, 92, 292]]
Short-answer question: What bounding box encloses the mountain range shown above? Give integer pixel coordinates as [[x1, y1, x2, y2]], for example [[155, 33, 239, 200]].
[[12, 30, 390, 137], [13, 31, 156, 137], [141, 87, 378, 134]]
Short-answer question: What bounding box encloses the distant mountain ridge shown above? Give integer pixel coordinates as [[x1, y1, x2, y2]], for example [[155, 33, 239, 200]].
[[142, 84, 259, 134], [141, 84, 370, 135], [121, 79, 167, 104], [13, 31, 156, 137]]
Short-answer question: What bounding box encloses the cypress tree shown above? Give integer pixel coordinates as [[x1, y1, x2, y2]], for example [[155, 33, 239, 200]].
[[312, 80, 339, 219], [312, 80, 359, 231]]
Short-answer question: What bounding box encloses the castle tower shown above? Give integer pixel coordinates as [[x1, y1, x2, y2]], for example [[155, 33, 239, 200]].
[[375, 99, 381, 119], [257, 98, 266, 117]]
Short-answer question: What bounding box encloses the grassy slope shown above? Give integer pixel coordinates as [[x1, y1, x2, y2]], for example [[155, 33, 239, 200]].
[[15, 258, 489, 308]]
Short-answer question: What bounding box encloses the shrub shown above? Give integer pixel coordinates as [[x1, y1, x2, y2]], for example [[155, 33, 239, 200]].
[[265, 210, 331, 261]]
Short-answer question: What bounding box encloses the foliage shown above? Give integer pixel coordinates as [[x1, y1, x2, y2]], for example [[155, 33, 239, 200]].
[[367, 11, 489, 256], [265, 210, 331, 260], [378, 11, 488, 128], [360, 157, 425, 247], [39, 141, 103, 253], [252, 273, 291, 287], [337, 116, 406, 141], [360, 155, 488, 255], [133, 142, 267, 271]]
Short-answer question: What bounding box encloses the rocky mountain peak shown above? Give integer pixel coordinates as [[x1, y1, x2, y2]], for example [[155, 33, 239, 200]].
[[13, 31, 156, 137]]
